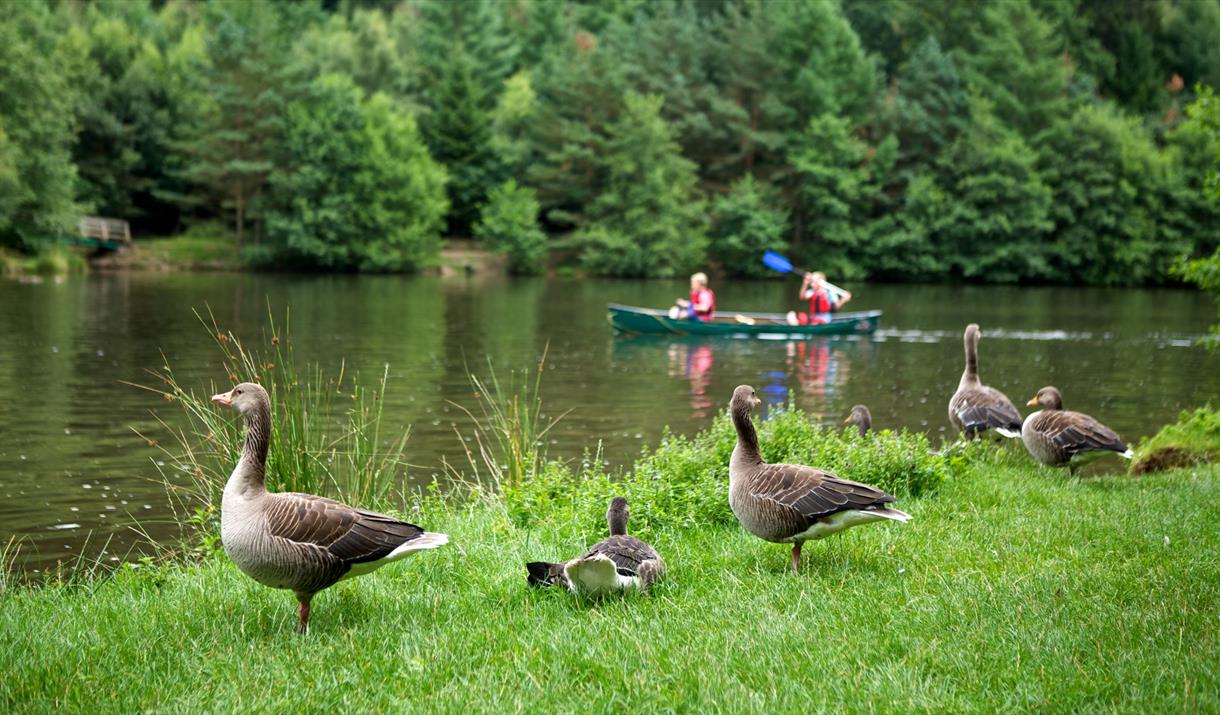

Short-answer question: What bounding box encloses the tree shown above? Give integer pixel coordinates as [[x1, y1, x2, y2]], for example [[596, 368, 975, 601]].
[[788, 114, 874, 277], [414, 0, 519, 235], [932, 105, 1054, 282], [172, 1, 304, 246], [1038, 104, 1190, 284], [475, 180, 546, 275], [0, 2, 78, 250], [420, 43, 499, 236], [958, 0, 1070, 138], [579, 93, 707, 277], [264, 75, 447, 271], [708, 175, 788, 278]]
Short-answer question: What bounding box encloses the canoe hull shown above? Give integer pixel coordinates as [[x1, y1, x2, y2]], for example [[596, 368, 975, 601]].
[[606, 304, 881, 337]]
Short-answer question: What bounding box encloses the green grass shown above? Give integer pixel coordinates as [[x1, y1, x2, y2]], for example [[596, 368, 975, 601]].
[[1, 460, 1217, 712], [134, 223, 239, 269]]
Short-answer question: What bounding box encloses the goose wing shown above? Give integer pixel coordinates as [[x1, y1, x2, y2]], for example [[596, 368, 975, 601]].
[[749, 463, 896, 522], [264, 492, 425, 565], [951, 386, 1022, 432], [585, 535, 659, 577], [1037, 411, 1127, 455]]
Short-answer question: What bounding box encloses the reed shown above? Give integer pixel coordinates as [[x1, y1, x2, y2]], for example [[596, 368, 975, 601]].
[[134, 307, 410, 541], [443, 350, 568, 496]]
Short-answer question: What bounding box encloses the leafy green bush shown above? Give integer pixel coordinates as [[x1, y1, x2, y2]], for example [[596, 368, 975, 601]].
[[264, 74, 448, 272], [504, 406, 947, 541], [475, 179, 546, 275], [29, 246, 87, 276]]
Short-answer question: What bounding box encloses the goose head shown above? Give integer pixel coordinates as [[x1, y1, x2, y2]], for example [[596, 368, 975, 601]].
[[731, 385, 762, 413], [965, 323, 981, 343], [211, 382, 269, 416], [845, 404, 872, 435], [1026, 386, 1062, 411]]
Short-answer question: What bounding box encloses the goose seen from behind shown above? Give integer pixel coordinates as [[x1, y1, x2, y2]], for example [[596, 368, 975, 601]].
[[526, 497, 664, 596], [845, 404, 872, 438], [213, 383, 448, 633], [729, 386, 911, 573], [948, 323, 1023, 439], [1022, 386, 1133, 475]]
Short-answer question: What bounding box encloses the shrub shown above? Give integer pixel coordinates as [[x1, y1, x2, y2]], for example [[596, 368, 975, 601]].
[[503, 405, 948, 542], [475, 179, 546, 275]]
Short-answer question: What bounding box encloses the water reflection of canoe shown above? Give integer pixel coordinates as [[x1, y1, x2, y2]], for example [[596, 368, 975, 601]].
[[607, 304, 881, 337]]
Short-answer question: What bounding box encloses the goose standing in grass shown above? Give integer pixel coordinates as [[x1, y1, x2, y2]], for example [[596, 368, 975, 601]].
[[845, 404, 872, 438], [1022, 386, 1133, 475], [526, 497, 663, 596], [213, 383, 448, 633], [729, 386, 910, 573], [948, 323, 1023, 439]]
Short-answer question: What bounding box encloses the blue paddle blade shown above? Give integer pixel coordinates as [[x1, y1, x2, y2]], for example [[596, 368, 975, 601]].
[[762, 250, 794, 274]]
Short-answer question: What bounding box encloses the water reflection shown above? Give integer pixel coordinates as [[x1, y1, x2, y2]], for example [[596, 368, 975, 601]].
[[666, 341, 716, 418]]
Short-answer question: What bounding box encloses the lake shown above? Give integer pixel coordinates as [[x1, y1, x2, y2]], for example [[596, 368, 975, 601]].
[[1, 271, 1216, 574]]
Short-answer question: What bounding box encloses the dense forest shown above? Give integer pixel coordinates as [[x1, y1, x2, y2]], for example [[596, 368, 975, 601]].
[[1, 0, 1218, 284]]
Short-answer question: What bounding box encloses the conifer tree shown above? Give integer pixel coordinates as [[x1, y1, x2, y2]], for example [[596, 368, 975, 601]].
[[579, 93, 707, 277]]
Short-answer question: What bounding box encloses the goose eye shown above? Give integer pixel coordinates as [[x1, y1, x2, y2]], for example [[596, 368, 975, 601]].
[[234, 389, 242, 396]]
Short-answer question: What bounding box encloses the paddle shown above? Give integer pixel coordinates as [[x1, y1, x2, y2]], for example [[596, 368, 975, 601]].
[[761, 250, 848, 296]]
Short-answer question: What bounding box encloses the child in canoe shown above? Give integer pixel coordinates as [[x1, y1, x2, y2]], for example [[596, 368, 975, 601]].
[[669, 272, 716, 321], [787, 271, 851, 325]]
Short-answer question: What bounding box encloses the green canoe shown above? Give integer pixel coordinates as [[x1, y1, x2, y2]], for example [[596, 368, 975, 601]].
[[606, 303, 881, 337]]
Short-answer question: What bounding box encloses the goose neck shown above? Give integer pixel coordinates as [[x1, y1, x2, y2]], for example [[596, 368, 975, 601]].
[[235, 401, 271, 491], [730, 402, 763, 465]]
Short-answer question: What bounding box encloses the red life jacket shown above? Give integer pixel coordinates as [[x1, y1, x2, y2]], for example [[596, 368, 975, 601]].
[[808, 288, 833, 315], [691, 287, 716, 320]]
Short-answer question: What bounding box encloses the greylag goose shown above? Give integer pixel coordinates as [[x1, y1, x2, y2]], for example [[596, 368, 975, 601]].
[[1022, 386, 1133, 475], [526, 497, 663, 596], [212, 383, 448, 633], [845, 404, 872, 437], [948, 323, 1022, 439], [729, 385, 910, 573]]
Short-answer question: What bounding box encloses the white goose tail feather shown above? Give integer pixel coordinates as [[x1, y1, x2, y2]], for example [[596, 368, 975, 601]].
[[1121, 448, 1134, 460], [995, 427, 1022, 439], [871, 507, 912, 523], [387, 531, 449, 559]]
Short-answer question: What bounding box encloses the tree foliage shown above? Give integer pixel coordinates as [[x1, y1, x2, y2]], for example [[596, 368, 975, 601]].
[[0, 0, 1216, 281]]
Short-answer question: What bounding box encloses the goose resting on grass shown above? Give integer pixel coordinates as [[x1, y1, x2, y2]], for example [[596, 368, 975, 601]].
[[526, 497, 663, 596], [845, 404, 872, 438], [729, 386, 910, 573], [949, 324, 1023, 439], [213, 383, 447, 633], [1022, 386, 1133, 475]]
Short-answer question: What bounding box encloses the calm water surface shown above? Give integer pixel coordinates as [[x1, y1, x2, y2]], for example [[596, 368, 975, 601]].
[[1, 272, 1216, 572]]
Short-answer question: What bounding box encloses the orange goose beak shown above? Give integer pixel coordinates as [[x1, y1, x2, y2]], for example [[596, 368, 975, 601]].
[[211, 390, 233, 406], [843, 415, 851, 424], [1026, 396, 1039, 406]]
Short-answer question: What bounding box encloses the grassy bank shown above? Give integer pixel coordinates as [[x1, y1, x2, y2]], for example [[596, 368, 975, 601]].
[[1, 456, 1217, 712]]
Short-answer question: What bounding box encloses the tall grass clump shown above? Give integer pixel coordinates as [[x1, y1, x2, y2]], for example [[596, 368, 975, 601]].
[[443, 351, 566, 495], [135, 308, 410, 541], [1130, 406, 1219, 474], [503, 404, 949, 542]]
